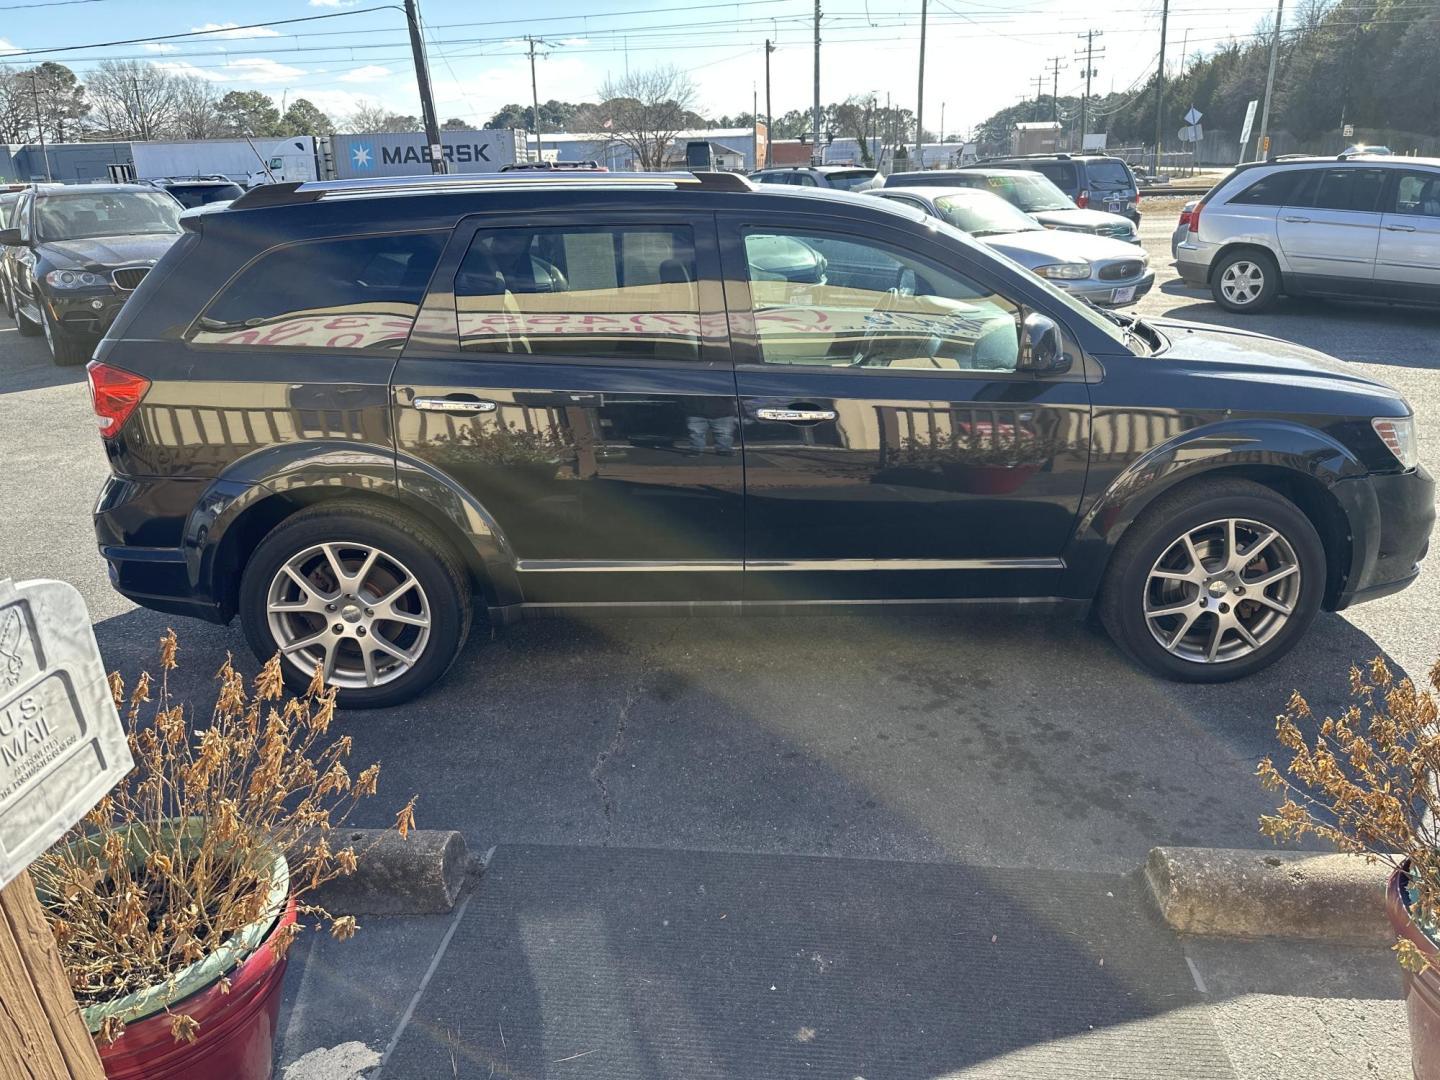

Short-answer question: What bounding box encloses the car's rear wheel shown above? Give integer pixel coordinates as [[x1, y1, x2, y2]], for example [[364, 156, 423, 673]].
[[1211, 249, 1280, 313], [1099, 479, 1325, 682], [239, 503, 472, 708], [41, 305, 91, 366]]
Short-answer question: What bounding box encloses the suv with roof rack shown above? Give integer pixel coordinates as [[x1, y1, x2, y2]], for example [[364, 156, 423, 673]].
[[87, 170, 1431, 705], [750, 165, 880, 191], [975, 153, 1141, 224], [1175, 154, 1440, 313]]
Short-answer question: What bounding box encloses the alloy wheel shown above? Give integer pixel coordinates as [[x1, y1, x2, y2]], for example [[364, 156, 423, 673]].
[[1143, 517, 1301, 664], [266, 542, 432, 689], [1219, 260, 1265, 306]]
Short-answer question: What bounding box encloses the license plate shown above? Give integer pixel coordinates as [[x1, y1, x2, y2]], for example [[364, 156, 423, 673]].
[[1111, 286, 1136, 304]]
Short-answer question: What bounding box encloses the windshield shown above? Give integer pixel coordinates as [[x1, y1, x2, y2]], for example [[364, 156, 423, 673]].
[[825, 169, 878, 190], [934, 192, 1044, 236], [166, 183, 243, 209], [980, 172, 1074, 212], [36, 191, 182, 242]]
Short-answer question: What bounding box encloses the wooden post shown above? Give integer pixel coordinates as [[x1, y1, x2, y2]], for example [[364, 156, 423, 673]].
[[0, 870, 104, 1080]]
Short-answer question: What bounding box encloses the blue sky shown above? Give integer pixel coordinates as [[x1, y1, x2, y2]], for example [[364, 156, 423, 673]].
[[0, 0, 1294, 136]]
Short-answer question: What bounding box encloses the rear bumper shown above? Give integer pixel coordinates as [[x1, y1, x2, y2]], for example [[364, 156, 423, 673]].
[[1332, 466, 1434, 610]]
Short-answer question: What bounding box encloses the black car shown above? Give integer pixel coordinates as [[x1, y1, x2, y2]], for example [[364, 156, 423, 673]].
[[975, 154, 1142, 223], [0, 184, 184, 365], [89, 172, 1432, 706], [142, 177, 246, 209], [0, 187, 26, 319]]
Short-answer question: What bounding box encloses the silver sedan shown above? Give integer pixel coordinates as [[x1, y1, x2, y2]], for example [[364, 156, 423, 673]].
[[872, 186, 1154, 307]]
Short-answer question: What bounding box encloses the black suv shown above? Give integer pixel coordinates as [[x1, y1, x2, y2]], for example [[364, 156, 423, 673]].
[[0, 183, 184, 364], [977, 154, 1141, 223], [90, 173, 1432, 706]]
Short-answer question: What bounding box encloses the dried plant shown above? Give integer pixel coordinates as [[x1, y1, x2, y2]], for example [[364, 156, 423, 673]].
[[1258, 656, 1440, 973], [31, 630, 416, 1044]]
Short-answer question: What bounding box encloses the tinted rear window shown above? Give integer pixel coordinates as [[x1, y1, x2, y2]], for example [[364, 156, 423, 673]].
[[1085, 160, 1133, 191], [824, 169, 878, 190], [167, 183, 244, 208], [190, 231, 446, 351], [1309, 168, 1387, 212], [1030, 163, 1077, 190]]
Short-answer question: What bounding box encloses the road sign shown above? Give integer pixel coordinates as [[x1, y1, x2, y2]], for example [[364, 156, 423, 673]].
[[0, 578, 131, 888], [1184, 107, 1203, 126], [1178, 124, 1204, 142], [1239, 99, 1259, 154], [1343, 123, 1354, 138], [1261, 135, 1271, 154]]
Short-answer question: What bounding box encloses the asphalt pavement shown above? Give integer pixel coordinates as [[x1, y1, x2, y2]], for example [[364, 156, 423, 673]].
[[1, 207, 1433, 1078]]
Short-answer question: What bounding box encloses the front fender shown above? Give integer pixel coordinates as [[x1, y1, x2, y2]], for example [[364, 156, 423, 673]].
[[1064, 418, 1368, 598], [186, 441, 520, 618]]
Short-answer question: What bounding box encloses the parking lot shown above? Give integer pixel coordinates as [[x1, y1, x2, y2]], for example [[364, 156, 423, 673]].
[[1, 204, 1434, 1076]]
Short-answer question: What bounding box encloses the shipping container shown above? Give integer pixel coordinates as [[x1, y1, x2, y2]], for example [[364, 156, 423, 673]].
[[319, 129, 526, 179]]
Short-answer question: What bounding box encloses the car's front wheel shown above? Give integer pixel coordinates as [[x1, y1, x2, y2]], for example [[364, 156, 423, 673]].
[[1100, 478, 1326, 682], [41, 305, 92, 366], [239, 503, 473, 708], [1211, 249, 1280, 313]]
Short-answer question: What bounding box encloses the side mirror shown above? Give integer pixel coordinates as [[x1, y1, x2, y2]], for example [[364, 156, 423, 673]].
[[0, 228, 23, 247], [1018, 311, 1071, 374]]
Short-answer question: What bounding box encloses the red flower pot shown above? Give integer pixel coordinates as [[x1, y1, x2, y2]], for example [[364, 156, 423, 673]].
[[1387, 866, 1440, 1080], [96, 896, 296, 1080]]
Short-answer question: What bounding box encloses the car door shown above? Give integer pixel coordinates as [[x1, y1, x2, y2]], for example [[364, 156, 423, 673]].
[[1376, 168, 1440, 303], [718, 210, 1091, 603], [1275, 167, 1386, 293], [393, 210, 743, 606]]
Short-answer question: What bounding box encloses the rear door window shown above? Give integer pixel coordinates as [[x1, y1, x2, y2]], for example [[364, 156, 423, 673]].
[[1228, 170, 1303, 206], [1308, 168, 1387, 212], [189, 231, 446, 351], [1031, 163, 1077, 191]]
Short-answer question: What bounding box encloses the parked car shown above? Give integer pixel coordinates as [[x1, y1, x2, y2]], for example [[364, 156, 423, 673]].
[[1174, 154, 1440, 312], [1344, 145, 1392, 156], [886, 168, 1140, 243], [872, 186, 1153, 306], [0, 186, 26, 319], [500, 161, 609, 172], [0, 183, 184, 364], [1172, 198, 1200, 258], [88, 172, 1431, 705], [974, 153, 1142, 223], [141, 176, 246, 209], [751, 165, 881, 191]]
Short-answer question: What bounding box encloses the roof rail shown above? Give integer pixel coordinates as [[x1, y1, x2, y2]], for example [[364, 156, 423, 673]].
[[229, 171, 721, 210]]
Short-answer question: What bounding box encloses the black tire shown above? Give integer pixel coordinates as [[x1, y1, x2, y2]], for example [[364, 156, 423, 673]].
[[1210, 248, 1281, 313], [41, 306, 92, 366], [1099, 478, 1326, 683], [239, 502, 473, 708]]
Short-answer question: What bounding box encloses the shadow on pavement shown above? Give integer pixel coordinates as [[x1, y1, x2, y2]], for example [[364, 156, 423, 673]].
[[0, 330, 87, 393]]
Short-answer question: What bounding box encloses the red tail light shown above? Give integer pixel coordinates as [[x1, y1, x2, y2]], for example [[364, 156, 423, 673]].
[[87, 361, 150, 439], [1183, 199, 1205, 235], [1075, 189, 1089, 209]]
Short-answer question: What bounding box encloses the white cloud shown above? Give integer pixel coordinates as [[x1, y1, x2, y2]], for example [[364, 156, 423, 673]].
[[150, 59, 224, 82], [218, 57, 308, 83], [291, 88, 372, 119], [0, 38, 20, 55], [309, 0, 359, 6], [143, 43, 179, 54], [336, 65, 391, 83], [190, 22, 281, 40]]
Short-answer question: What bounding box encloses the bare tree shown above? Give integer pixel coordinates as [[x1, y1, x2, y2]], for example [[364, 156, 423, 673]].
[[343, 100, 417, 134], [0, 68, 31, 144], [592, 66, 699, 171], [86, 60, 177, 139], [171, 75, 221, 139]]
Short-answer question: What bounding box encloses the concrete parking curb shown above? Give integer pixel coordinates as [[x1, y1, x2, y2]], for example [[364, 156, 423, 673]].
[[311, 829, 468, 916], [1144, 846, 1394, 945]]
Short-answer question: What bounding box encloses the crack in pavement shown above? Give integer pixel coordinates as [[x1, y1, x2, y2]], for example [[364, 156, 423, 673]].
[[589, 678, 644, 846]]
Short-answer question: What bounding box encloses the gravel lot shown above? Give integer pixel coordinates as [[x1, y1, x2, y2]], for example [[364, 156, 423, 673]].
[[0, 209, 1436, 877]]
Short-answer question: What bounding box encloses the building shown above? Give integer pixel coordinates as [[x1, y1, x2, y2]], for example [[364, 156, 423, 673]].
[[1012, 121, 1062, 156]]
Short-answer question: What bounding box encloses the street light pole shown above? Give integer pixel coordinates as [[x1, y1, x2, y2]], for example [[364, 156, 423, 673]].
[[1152, 0, 1169, 174], [915, 0, 927, 169], [811, 0, 822, 166], [404, 0, 447, 174], [527, 36, 545, 164], [29, 72, 52, 183], [764, 39, 774, 168]]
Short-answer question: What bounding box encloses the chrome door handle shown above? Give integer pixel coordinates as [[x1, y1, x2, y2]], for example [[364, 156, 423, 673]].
[[756, 408, 837, 423], [1282, 215, 1311, 223], [1385, 223, 1417, 232], [413, 396, 497, 414]]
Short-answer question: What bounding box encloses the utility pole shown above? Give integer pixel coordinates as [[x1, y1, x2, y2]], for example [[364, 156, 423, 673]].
[[1074, 30, 1104, 152], [915, 0, 928, 169], [404, 0, 447, 174], [527, 36, 545, 164], [1046, 55, 1066, 124], [811, 0, 822, 166], [764, 39, 774, 168], [29, 72, 52, 182], [1152, 0, 1169, 173], [1256, 0, 1284, 160]]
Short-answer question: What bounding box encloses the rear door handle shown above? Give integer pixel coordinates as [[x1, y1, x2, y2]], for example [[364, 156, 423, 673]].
[[1282, 215, 1311, 223], [756, 408, 837, 423], [1385, 223, 1417, 232], [413, 396, 498, 414]]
